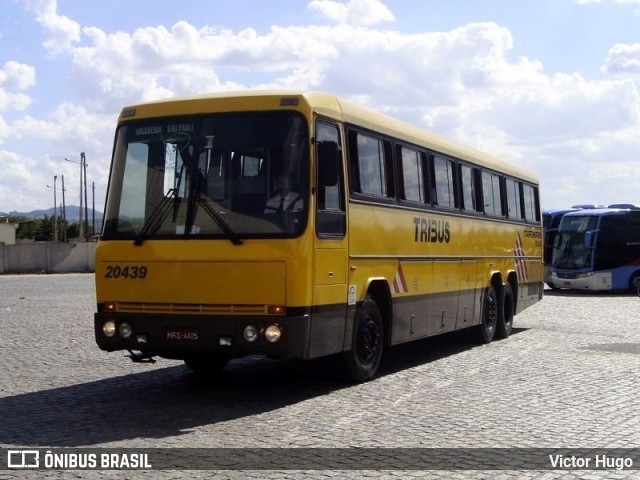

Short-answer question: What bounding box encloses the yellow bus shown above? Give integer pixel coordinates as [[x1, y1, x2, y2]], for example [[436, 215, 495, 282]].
[[95, 91, 543, 382]]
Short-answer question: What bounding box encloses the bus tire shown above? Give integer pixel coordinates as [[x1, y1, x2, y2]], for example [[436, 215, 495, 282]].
[[475, 286, 497, 344], [184, 355, 230, 374], [345, 296, 384, 382], [496, 283, 515, 339], [629, 272, 640, 295]]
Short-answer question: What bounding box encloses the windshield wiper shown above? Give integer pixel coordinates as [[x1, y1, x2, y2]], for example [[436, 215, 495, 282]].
[[133, 188, 177, 246], [198, 199, 244, 246]]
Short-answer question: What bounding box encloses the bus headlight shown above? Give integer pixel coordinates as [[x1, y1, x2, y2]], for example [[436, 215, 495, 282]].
[[243, 325, 259, 342], [119, 322, 133, 338], [264, 324, 282, 343], [103, 320, 116, 338]]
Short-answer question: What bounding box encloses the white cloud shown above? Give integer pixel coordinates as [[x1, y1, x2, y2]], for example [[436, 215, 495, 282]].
[[26, 0, 81, 54], [5, 0, 640, 212], [0, 61, 36, 112], [307, 0, 395, 26], [603, 43, 640, 76]]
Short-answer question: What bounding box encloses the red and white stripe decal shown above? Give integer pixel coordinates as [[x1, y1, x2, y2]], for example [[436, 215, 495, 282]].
[[514, 231, 529, 282], [392, 264, 409, 294]]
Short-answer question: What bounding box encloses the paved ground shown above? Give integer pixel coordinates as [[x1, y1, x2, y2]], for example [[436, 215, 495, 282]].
[[0, 274, 639, 479]]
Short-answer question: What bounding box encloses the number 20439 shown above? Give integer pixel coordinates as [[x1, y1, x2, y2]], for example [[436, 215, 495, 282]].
[[104, 265, 148, 279]]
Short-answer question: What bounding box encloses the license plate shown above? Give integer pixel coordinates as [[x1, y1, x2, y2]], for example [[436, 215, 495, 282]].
[[166, 327, 199, 341]]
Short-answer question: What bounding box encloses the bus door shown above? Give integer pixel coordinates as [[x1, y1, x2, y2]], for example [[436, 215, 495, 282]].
[[310, 120, 348, 358]]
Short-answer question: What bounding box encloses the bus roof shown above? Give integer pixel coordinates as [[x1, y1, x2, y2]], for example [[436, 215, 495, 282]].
[[119, 90, 539, 184], [561, 207, 639, 217], [543, 208, 580, 217]]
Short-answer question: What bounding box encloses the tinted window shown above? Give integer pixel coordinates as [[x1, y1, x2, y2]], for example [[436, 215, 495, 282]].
[[460, 164, 476, 212], [433, 156, 455, 208], [523, 184, 539, 222], [401, 146, 424, 203], [356, 133, 387, 196], [506, 178, 522, 219], [482, 171, 502, 216]]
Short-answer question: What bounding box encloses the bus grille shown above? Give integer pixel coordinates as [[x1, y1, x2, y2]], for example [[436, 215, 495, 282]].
[[114, 302, 267, 315]]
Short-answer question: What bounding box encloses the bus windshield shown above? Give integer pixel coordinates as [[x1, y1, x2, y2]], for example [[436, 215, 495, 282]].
[[103, 111, 309, 241], [551, 215, 598, 270]]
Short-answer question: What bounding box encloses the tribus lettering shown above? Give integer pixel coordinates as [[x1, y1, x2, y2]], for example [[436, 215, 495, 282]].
[[413, 217, 451, 243]]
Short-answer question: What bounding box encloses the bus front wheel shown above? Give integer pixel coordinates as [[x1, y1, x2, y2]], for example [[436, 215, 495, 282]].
[[344, 296, 384, 382], [496, 283, 515, 339], [475, 286, 497, 344], [630, 272, 640, 295]]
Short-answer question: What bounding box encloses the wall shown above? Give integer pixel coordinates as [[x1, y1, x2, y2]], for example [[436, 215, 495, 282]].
[[0, 223, 18, 245], [0, 242, 96, 274]]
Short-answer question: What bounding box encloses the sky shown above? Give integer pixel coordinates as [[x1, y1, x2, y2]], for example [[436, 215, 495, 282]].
[[1, 0, 640, 215]]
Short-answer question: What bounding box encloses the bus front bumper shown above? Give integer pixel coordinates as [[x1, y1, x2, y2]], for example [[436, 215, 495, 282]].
[[94, 311, 311, 360], [551, 271, 612, 290]]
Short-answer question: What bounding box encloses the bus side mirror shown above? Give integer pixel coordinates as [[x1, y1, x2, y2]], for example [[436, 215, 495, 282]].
[[584, 230, 597, 248], [317, 141, 339, 187]]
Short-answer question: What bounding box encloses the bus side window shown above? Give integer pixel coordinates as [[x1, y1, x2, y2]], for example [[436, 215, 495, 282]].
[[347, 129, 396, 200], [432, 155, 455, 208], [481, 170, 503, 216], [522, 183, 540, 222], [316, 120, 346, 237], [460, 164, 476, 212], [505, 178, 522, 220], [399, 145, 426, 204]]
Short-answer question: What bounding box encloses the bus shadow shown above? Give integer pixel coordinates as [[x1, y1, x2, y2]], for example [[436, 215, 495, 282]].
[[0, 329, 525, 447], [378, 327, 528, 377]]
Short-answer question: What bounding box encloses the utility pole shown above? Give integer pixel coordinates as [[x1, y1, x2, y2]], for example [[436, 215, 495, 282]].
[[82, 152, 88, 240], [53, 175, 58, 242], [61, 174, 67, 242], [92, 181, 95, 236]]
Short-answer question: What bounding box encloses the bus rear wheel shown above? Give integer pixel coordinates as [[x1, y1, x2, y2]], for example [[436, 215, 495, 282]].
[[496, 283, 515, 339], [184, 355, 230, 374], [475, 286, 497, 344], [344, 296, 384, 383]]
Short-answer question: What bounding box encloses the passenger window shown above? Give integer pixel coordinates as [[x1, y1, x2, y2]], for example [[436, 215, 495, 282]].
[[522, 183, 539, 222], [482, 171, 503, 216], [356, 132, 387, 196], [400, 146, 425, 203], [460, 164, 476, 212], [506, 178, 522, 219], [433, 156, 455, 208]]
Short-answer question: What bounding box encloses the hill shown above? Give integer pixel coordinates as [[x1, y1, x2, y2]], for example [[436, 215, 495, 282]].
[[0, 205, 103, 224]]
